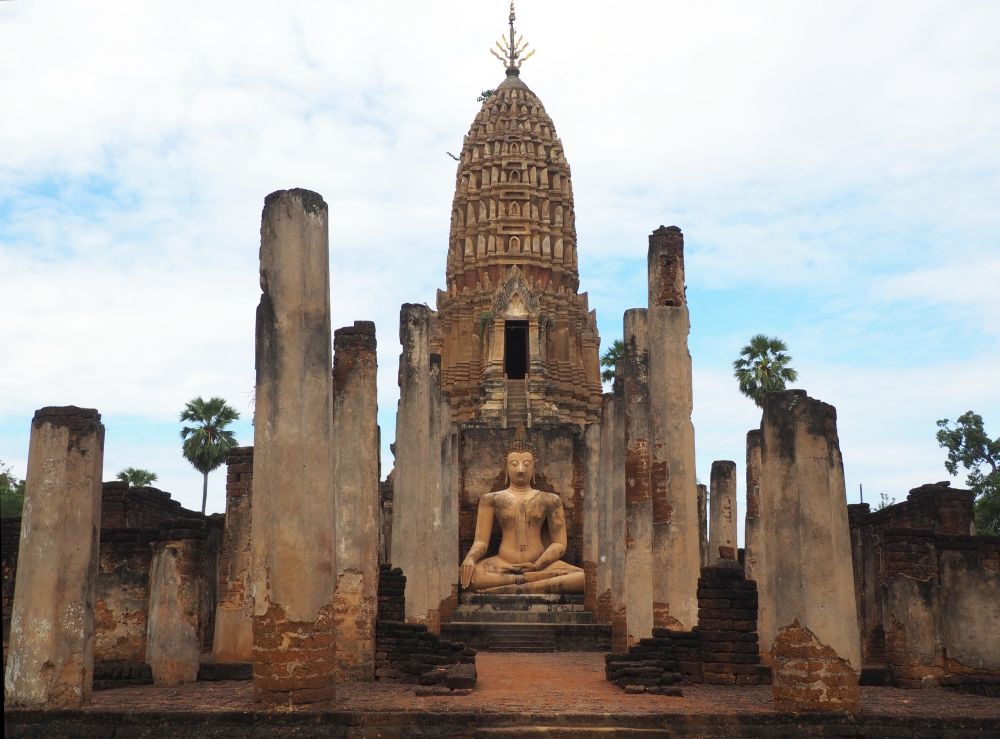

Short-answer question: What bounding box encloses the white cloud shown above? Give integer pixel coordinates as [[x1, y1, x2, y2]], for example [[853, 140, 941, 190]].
[[1, 0, 998, 516]]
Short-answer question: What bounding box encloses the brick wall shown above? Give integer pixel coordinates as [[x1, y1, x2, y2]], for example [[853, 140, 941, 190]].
[[849, 482, 999, 688]]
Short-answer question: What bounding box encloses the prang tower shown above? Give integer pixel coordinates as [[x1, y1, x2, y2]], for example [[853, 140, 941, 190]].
[[432, 5, 602, 427]]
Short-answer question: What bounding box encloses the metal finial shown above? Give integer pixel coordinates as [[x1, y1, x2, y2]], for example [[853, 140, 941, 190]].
[[490, 1, 535, 76]]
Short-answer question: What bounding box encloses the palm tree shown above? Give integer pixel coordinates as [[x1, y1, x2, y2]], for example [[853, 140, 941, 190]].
[[600, 339, 624, 387], [732, 334, 799, 407], [116, 467, 158, 488], [180, 396, 240, 514]]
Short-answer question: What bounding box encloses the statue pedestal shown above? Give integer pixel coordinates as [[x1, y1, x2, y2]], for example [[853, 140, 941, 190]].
[[441, 592, 610, 652]]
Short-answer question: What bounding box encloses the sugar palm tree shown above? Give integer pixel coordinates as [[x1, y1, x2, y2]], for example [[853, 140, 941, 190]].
[[600, 339, 624, 388], [732, 334, 798, 407], [116, 467, 158, 488], [180, 396, 240, 514]]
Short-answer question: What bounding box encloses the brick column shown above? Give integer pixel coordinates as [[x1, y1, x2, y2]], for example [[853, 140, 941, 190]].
[[251, 188, 336, 704], [622, 308, 653, 646], [697, 484, 709, 568], [582, 418, 602, 616], [760, 390, 861, 712], [709, 461, 737, 563], [146, 522, 209, 686], [392, 304, 434, 626], [4, 406, 104, 707], [332, 321, 379, 680], [744, 431, 763, 583], [646, 226, 699, 630], [212, 446, 253, 664]]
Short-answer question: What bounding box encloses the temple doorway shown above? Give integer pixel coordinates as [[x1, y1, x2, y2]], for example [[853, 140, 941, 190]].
[[504, 320, 528, 379]]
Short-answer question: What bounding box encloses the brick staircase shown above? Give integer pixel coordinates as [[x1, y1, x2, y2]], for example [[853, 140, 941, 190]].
[[441, 592, 610, 652], [504, 380, 528, 429]]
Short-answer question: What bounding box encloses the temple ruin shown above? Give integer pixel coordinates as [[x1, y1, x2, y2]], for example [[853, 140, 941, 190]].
[[3, 3, 998, 734]]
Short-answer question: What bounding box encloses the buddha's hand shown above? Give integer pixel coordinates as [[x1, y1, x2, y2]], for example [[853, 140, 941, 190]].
[[504, 562, 539, 574], [460, 557, 477, 589]]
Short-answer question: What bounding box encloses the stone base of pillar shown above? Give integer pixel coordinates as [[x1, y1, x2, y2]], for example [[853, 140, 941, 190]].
[[253, 604, 336, 704], [771, 620, 860, 713]]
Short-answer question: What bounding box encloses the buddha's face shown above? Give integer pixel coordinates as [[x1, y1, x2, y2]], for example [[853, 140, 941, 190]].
[[506, 451, 535, 487]]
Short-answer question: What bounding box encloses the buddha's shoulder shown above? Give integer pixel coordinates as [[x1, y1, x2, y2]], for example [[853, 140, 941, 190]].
[[539, 491, 563, 506]]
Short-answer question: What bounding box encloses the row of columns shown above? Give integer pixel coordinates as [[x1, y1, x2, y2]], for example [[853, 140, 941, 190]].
[[592, 226, 701, 650]]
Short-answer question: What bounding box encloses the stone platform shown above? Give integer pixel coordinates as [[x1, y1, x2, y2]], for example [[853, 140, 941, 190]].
[[441, 593, 611, 652], [5, 653, 999, 738]]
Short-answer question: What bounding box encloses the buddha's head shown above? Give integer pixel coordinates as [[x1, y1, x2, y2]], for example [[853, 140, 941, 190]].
[[506, 450, 536, 488]]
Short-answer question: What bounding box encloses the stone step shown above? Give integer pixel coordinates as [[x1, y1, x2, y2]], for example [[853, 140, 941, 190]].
[[459, 593, 585, 608], [441, 622, 611, 652], [452, 609, 594, 624]]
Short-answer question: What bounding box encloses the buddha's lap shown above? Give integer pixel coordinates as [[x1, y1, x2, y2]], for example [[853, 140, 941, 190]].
[[476, 555, 582, 575]]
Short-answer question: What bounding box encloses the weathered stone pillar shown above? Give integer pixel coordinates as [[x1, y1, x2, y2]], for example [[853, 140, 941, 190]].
[[609, 380, 628, 650], [213, 446, 253, 664], [646, 226, 700, 630], [709, 461, 737, 563], [4, 406, 104, 708], [251, 188, 336, 705], [595, 394, 615, 626], [392, 303, 434, 626], [331, 321, 379, 681], [760, 390, 861, 712], [744, 430, 763, 584], [146, 523, 208, 687], [582, 418, 602, 616], [423, 353, 456, 634], [697, 483, 709, 568], [622, 308, 653, 646]]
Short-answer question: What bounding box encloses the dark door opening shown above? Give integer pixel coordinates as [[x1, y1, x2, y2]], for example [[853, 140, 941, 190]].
[[504, 320, 528, 379]]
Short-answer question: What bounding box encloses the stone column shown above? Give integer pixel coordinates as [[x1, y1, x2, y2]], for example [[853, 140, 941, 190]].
[[646, 226, 700, 629], [146, 523, 208, 687], [392, 303, 434, 625], [424, 353, 456, 634], [582, 418, 602, 616], [251, 188, 336, 705], [622, 308, 653, 646], [744, 430, 763, 583], [595, 394, 615, 626], [4, 406, 104, 708], [609, 380, 628, 650], [331, 321, 379, 681], [760, 390, 861, 712], [709, 461, 737, 563], [697, 483, 709, 568], [213, 446, 253, 664]]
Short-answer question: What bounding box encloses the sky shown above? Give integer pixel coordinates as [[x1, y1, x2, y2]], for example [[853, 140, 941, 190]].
[[1, 1, 998, 530]]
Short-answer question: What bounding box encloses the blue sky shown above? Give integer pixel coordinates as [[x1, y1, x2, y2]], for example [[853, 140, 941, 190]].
[[2, 1, 998, 530]]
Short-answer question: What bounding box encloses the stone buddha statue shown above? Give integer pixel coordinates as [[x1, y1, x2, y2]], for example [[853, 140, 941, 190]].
[[459, 440, 585, 594]]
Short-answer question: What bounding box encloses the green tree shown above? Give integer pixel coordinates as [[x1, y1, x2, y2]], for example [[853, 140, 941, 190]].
[[180, 396, 240, 514], [600, 339, 624, 389], [936, 411, 999, 535], [732, 334, 799, 407], [116, 467, 158, 488], [0, 460, 26, 517]]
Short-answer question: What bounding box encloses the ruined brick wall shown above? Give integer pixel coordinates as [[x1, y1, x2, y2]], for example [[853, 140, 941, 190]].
[[849, 483, 999, 688], [94, 529, 157, 663], [376, 565, 474, 684], [860, 482, 975, 535], [4, 488, 218, 668], [697, 565, 761, 686], [605, 565, 761, 693], [458, 425, 585, 568], [100, 482, 204, 530]]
